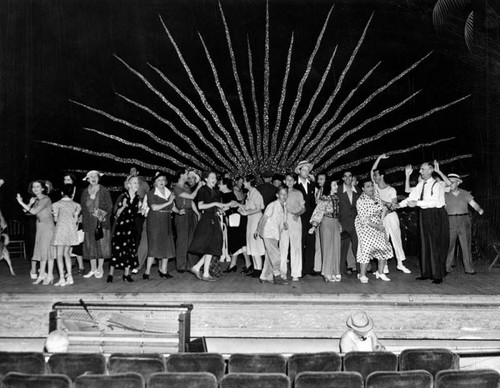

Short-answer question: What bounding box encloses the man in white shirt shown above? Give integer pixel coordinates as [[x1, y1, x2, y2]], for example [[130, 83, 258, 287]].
[[398, 162, 449, 284], [371, 154, 411, 274]]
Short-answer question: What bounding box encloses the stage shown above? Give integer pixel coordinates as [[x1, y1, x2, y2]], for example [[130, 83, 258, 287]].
[[1, 256, 500, 359]]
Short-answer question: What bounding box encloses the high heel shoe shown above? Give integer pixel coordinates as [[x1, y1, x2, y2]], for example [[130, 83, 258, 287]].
[[223, 265, 237, 273], [30, 271, 38, 280], [54, 278, 66, 287], [122, 274, 134, 282], [33, 273, 47, 285], [158, 270, 173, 279], [241, 265, 253, 274], [143, 273, 150, 280], [106, 275, 113, 283], [66, 275, 74, 285], [374, 271, 391, 282], [42, 275, 54, 285]]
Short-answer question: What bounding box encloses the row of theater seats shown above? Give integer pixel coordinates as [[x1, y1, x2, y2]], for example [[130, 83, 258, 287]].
[[0, 349, 499, 387], [2, 369, 500, 388]]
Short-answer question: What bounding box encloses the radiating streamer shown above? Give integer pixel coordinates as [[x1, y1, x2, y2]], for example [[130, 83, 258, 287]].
[[218, 2, 256, 159], [70, 99, 214, 168], [270, 33, 294, 159], [275, 5, 335, 162], [145, 66, 236, 170], [306, 51, 433, 163], [40, 141, 171, 173], [263, 0, 271, 160], [247, 36, 263, 163], [158, 15, 246, 168], [280, 45, 338, 164], [292, 62, 380, 164], [327, 137, 455, 175], [50, 6, 471, 178], [311, 90, 421, 164], [289, 13, 374, 165], [197, 32, 253, 164], [316, 95, 471, 171], [113, 56, 232, 170], [82, 127, 203, 169]]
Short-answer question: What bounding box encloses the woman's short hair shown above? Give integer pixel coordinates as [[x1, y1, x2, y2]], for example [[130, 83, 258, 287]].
[[61, 184, 75, 198], [221, 177, 233, 190], [175, 168, 188, 182], [202, 170, 217, 182], [28, 180, 48, 195], [244, 174, 257, 187], [63, 173, 76, 184]]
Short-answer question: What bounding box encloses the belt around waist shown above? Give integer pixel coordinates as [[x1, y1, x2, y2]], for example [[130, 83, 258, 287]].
[[156, 210, 171, 213], [448, 213, 469, 217]]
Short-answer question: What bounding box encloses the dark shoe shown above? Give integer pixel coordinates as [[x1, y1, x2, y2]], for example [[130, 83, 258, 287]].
[[106, 275, 113, 283], [465, 271, 477, 275], [259, 278, 274, 284], [122, 274, 134, 282], [177, 270, 186, 274], [416, 276, 430, 280], [346, 268, 353, 275], [243, 265, 254, 275], [251, 269, 262, 278], [159, 270, 173, 279], [202, 274, 216, 282], [223, 265, 237, 274], [190, 267, 203, 280], [310, 271, 321, 277], [143, 273, 150, 280], [77, 268, 84, 275], [432, 278, 443, 284], [273, 276, 289, 285]]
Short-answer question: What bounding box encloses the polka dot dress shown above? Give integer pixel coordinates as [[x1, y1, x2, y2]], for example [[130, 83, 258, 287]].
[[355, 191, 393, 264], [111, 192, 139, 270]]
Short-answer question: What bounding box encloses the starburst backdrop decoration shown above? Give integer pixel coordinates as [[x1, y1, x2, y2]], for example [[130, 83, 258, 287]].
[[42, 1, 471, 179]]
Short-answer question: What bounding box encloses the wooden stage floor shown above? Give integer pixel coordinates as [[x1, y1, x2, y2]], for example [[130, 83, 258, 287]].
[[1, 255, 499, 296]]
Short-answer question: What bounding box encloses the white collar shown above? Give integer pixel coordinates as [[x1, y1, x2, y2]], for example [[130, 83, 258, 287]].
[[154, 186, 171, 200]]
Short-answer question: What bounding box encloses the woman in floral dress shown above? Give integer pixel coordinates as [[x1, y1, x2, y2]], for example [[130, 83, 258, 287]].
[[107, 176, 140, 282]]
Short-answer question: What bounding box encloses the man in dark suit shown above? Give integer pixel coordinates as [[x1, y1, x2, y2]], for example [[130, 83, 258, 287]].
[[294, 160, 317, 276], [257, 172, 278, 209], [338, 170, 360, 274]]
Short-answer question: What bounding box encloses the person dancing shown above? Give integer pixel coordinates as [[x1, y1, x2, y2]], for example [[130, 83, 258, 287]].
[[355, 179, 393, 283]]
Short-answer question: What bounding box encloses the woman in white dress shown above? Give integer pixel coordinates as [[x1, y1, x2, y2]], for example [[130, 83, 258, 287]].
[[238, 175, 265, 278]]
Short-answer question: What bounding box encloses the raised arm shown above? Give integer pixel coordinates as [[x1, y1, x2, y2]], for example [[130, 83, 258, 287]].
[[433, 160, 451, 186], [371, 153, 389, 182], [404, 165, 413, 194]]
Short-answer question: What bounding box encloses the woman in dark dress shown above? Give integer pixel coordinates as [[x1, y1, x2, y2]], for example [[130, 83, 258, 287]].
[[144, 171, 176, 280], [107, 176, 140, 283], [219, 177, 251, 273], [189, 171, 232, 282]]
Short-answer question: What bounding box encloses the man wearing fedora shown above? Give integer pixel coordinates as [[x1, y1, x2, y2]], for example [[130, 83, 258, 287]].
[[445, 173, 484, 275], [340, 311, 385, 352], [294, 161, 317, 276]]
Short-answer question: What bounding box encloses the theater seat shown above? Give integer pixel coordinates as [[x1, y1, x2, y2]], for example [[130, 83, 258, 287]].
[[147, 372, 218, 388], [343, 351, 398, 380], [0, 352, 46, 377], [366, 370, 433, 388], [74, 372, 144, 388], [107, 353, 165, 380], [228, 353, 287, 374], [435, 369, 500, 388], [166, 353, 225, 382], [399, 348, 459, 378], [287, 352, 341, 383], [220, 372, 290, 388], [1, 372, 71, 388], [294, 371, 363, 388], [47, 353, 106, 381]]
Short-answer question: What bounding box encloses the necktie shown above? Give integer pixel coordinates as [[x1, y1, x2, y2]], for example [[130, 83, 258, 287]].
[[419, 181, 427, 201]]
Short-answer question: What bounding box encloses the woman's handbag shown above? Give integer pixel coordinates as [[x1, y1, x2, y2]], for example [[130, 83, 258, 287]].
[[94, 220, 104, 241]]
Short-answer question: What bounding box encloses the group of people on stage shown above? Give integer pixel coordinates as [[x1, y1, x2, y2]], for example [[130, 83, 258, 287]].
[[10, 154, 483, 286]]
